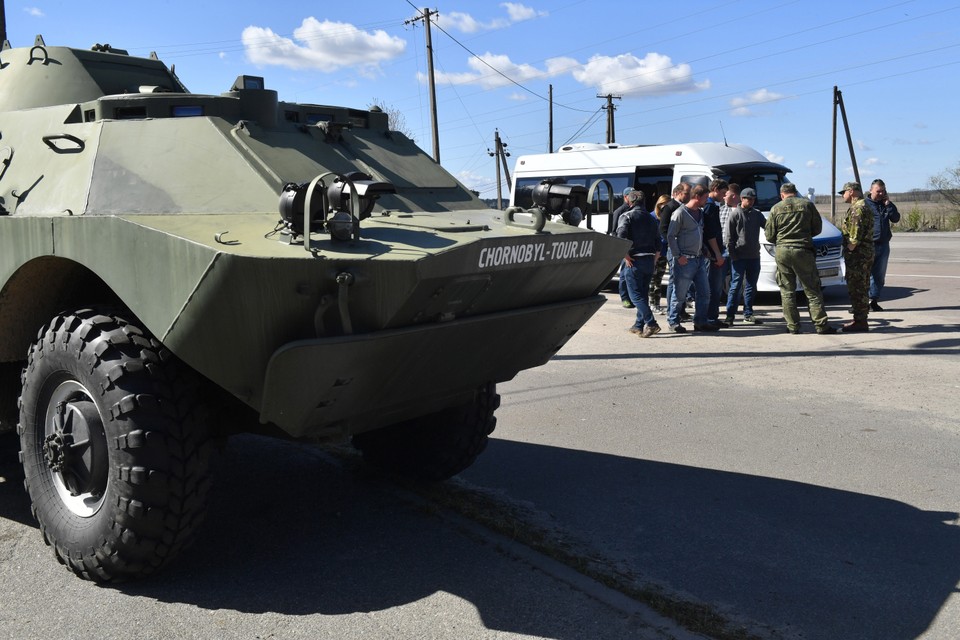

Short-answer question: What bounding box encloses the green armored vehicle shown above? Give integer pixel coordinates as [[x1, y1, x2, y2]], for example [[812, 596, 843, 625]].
[[0, 26, 627, 581]]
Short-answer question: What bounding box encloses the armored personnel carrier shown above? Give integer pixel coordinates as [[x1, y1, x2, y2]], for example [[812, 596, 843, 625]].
[[0, 24, 627, 581]]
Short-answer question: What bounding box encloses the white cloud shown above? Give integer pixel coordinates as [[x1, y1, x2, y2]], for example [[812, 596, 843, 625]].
[[430, 52, 569, 89], [806, 160, 820, 168], [729, 89, 785, 117], [864, 157, 886, 166], [573, 52, 710, 96], [218, 51, 227, 60], [436, 12, 507, 33], [456, 169, 493, 197], [764, 150, 785, 164], [501, 3, 548, 22], [855, 140, 871, 151], [242, 18, 406, 75], [24, 7, 44, 17], [429, 50, 707, 99], [435, 4, 545, 33]]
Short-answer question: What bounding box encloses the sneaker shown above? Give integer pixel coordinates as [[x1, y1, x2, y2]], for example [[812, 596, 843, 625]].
[[641, 324, 661, 338], [693, 323, 720, 332], [622, 300, 635, 309], [628, 326, 643, 335], [668, 324, 687, 333], [817, 325, 838, 334], [842, 320, 869, 333], [725, 315, 735, 325], [786, 327, 802, 334], [652, 305, 665, 315], [709, 319, 729, 328], [679, 310, 691, 322], [743, 316, 763, 325], [870, 299, 883, 312]]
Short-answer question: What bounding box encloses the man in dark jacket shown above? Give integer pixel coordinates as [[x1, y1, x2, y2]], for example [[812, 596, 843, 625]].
[[659, 182, 691, 322], [864, 178, 901, 310], [618, 190, 662, 337], [703, 179, 728, 327]]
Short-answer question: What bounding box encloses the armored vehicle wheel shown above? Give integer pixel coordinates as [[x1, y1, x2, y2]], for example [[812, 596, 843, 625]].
[[18, 308, 214, 582], [352, 383, 500, 482]]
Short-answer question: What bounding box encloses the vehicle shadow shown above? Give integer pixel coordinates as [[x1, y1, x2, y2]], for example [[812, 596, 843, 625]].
[[463, 439, 960, 640], [4, 430, 958, 640], [106, 435, 641, 640], [0, 432, 32, 527]]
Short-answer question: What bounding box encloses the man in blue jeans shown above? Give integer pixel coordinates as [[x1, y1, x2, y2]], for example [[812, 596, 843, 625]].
[[613, 187, 637, 308], [724, 188, 765, 324], [864, 178, 900, 311], [617, 190, 661, 337], [666, 184, 714, 332], [704, 179, 728, 328], [658, 182, 692, 322]]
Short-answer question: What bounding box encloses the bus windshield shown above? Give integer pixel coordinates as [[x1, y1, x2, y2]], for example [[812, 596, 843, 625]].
[[715, 167, 787, 211]]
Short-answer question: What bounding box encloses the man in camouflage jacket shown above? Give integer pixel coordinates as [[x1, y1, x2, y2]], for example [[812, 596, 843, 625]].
[[839, 181, 875, 332]]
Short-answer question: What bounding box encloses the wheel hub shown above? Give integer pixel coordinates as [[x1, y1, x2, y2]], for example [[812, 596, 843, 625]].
[[42, 430, 71, 473], [42, 385, 109, 515]]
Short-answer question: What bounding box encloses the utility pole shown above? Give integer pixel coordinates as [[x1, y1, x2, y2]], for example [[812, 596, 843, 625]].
[[598, 93, 622, 144], [832, 86, 860, 223], [548, 84, 554, 153], [488, 129, 511, 209], [406, 8, 441, 163]]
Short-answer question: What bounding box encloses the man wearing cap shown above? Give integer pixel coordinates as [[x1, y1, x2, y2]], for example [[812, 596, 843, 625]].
[[765, 183, 837, 334], [839, 181, 875, 332], [724, 187, 765, 325], [612, 187, 638, 308]]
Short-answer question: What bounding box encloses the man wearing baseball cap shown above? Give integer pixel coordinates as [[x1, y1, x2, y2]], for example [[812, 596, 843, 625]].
[[839, 181, 875, 332]]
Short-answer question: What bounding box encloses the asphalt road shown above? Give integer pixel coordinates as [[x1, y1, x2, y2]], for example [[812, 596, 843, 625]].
[[459, 231, 960, 639], [1, 232, 957, 640]]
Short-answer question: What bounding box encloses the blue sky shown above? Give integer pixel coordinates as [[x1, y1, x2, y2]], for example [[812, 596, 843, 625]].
[[7, 1, 959, 199]]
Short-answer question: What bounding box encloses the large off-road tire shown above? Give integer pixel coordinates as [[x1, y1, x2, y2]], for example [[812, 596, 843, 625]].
[[18, 308, 214, 582], [352, 383, 499, 482]]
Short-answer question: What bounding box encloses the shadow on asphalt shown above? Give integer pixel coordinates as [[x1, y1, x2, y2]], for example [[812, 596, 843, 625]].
[[462, 439, 960, 640], [3, 429, 959, 639]]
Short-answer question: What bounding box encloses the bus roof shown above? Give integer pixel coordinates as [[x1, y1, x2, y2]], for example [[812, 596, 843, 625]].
[[513, 142, 791, 176]]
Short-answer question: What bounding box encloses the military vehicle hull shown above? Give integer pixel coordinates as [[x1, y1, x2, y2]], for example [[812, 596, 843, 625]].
[[0, 36, 627, 581]]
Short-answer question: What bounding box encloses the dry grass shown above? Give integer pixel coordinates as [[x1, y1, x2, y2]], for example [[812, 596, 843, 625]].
[[814, 193, 960, 232]]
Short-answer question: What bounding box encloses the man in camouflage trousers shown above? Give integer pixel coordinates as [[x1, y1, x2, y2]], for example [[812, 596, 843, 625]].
[[839, 181, 875, 332], [765, 183, 837, 334]]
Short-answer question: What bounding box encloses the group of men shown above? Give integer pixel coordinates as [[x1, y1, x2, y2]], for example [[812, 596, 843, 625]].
[[614, 176, 899, 337]]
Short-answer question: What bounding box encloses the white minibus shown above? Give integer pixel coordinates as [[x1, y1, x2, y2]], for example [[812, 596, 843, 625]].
[[509, 142, 843, 291]]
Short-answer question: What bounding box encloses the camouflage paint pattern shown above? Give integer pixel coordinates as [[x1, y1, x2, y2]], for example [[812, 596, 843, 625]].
[[841, 198, 875, 322]]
